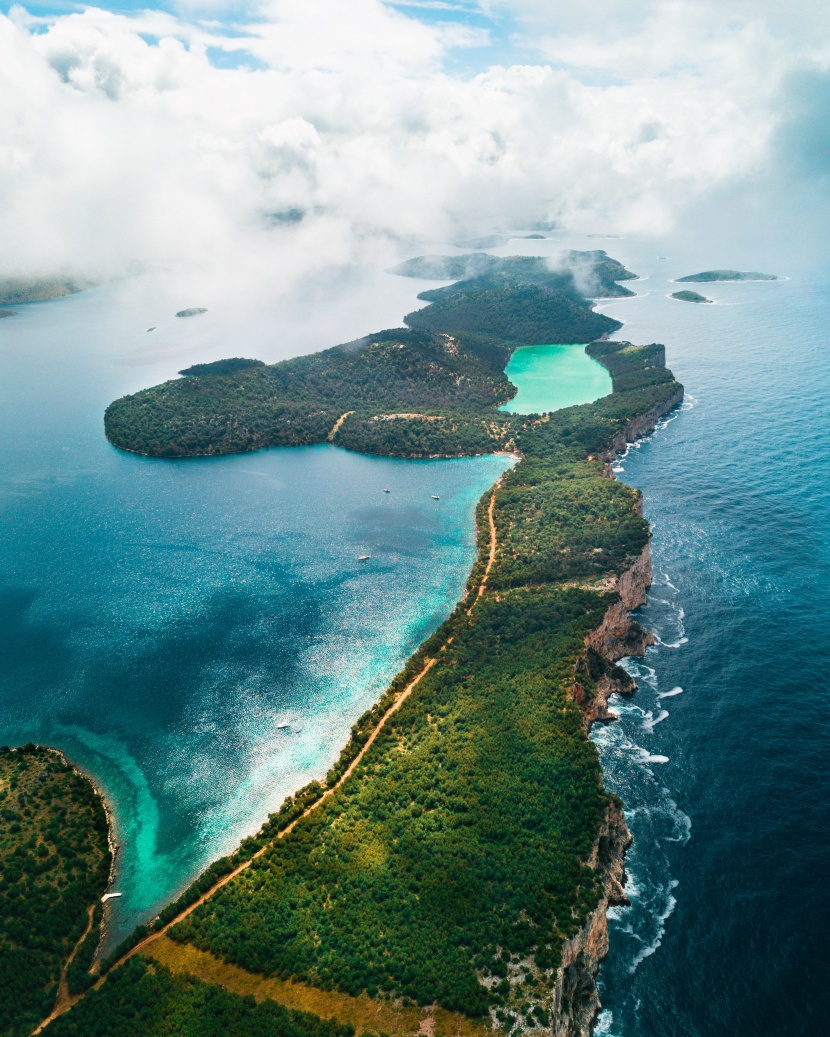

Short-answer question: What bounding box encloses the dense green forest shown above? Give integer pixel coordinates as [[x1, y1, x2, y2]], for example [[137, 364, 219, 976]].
[[47, 956, 355, 1037], [46, 251, 685, 1036], [0, 745, 111, 1037], [670, 291, 711, 303], [104, 254, 629, 460]]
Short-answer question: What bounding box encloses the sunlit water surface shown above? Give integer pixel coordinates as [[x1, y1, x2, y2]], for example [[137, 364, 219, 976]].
[[0, 278, 513, 950]]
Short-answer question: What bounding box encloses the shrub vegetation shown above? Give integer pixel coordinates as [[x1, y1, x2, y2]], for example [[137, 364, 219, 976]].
[[0, 745, 111, 1037]]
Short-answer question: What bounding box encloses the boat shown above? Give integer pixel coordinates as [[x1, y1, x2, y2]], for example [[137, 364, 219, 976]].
[[432, 494, 440, 500], [383, 488, 390, 493], [358, 555, 370, 561], [276, 722, 289, 730]]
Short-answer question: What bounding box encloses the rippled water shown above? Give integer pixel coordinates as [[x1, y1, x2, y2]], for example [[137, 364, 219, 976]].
[[587, 256, 830, 1035], [0, 280, 512, 950]]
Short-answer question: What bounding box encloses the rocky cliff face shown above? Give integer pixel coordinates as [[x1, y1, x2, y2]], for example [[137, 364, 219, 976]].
[[601, 386, 684, 462], [546, 390, 684, 1036], [547, 799, 631, 1037]]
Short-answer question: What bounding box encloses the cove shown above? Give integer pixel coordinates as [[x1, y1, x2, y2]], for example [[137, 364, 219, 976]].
[[500, 343, 613, 414], [0, 286, 513, 951]]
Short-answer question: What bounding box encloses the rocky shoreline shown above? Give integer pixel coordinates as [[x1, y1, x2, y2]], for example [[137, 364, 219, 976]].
[[552, 390, 683, 1036]]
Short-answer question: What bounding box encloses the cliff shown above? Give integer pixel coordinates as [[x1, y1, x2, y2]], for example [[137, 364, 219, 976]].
[[548, 798, 631, 1037], [602, 385, 684, 460], [552, 388, 681, 1034]]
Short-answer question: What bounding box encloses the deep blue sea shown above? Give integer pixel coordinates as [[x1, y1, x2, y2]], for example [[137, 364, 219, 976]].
[[584, 251, 830, 1036]]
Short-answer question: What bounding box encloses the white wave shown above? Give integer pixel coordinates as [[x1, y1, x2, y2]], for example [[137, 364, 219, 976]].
[[653, 633, 688, 648], [628, 882, 679, 974], [658, 686, 683, 699], [642, 709, 669, 731], [645, 753, 670, 763], [594, 1010, 617, 1035]]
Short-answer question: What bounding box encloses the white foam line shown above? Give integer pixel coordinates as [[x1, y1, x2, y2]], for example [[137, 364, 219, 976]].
[[642, 709, 670, 732], [658, 686, 683, 699]]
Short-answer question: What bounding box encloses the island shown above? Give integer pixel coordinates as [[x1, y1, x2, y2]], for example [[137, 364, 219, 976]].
[[670, 290, 712, 303], [174, 307, 208, 318], [0, 278, 96, 306], [676, 269, 776, 282], [39, 251, 682, 1037], [0, 309, 16, 319], [390, 249, 637, 299], [0, 745, 112, 1037]]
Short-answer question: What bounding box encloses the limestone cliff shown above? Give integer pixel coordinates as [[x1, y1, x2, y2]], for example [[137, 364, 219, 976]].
[[547, 384, 684, 1036], [548, 799, 631, 1037]]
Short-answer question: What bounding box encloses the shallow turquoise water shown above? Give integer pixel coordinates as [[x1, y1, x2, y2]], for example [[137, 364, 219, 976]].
[[0, 286, 512, 950], [499, 343, 612, 413]]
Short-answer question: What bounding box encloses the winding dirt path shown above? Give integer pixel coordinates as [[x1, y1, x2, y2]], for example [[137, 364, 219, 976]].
[[35, 904, 96, 1034], [33, 476, 504, 1033], [327, 411, 353, 441], [468, 477, 502, 615]]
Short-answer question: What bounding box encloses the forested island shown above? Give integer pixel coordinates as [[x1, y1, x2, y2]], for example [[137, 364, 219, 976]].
[[670, 290, 711, 303], [676, 269, 775, 282], [26, 250, 682, 1037], [0, 745, 112, 1037]]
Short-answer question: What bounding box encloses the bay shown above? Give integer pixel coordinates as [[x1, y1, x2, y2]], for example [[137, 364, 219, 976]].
[[0, 278, 512, 950]]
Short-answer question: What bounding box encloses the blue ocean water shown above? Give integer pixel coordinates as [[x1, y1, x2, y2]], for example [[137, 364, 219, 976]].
[[586, 257, 830, 1035], [0, 283, 512, 950]]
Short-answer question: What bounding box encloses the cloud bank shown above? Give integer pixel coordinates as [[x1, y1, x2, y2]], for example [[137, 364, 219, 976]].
[[0, 0, 827, 287]]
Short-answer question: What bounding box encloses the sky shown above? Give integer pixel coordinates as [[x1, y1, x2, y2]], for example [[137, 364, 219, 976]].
[[1, 0, 829, 291]]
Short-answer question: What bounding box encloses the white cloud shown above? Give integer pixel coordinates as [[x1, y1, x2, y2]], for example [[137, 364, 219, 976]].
[[0, 0, 825, 290]]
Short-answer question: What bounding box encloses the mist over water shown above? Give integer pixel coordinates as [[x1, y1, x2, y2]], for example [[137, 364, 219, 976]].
[[582, 242, 830, 1035]]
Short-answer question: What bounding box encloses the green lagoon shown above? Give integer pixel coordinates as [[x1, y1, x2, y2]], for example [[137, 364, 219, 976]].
[[500, 343, 612, 414]]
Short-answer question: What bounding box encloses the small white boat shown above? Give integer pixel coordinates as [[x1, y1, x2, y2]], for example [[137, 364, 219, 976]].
[[431, 495, 440, 500], [358, 555, 370, 561], [276, 722, 289, 730], [383, 488, 390, 493]]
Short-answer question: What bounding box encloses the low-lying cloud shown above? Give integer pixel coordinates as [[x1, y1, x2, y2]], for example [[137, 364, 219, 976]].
[[0, 0, 827, 292]]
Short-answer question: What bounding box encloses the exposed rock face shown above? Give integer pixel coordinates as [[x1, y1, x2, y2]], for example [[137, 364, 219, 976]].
[[601, 386, 684, 461], [586, 598, 653, 664], [548, 386, 680, 1036], [548, 799, 632, 1037]]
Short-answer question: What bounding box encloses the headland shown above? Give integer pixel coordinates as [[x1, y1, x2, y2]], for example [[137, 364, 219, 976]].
[[34, 251, 683, 1037]]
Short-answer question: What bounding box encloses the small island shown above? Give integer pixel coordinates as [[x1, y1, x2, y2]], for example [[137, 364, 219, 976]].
[[677, 269, 776, 282], [175, 307, 208, 318], [0, 308, 16, 319], [671, 290, 712, 303]]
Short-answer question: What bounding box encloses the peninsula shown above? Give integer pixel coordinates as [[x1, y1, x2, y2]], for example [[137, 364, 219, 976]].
[[33, 251, 683, 1037], [0, 278, 95, 306], [0, 745, 111, 1037]]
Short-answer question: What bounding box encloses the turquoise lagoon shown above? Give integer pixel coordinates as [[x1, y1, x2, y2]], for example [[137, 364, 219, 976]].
[[500, 343, 612, 414]]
